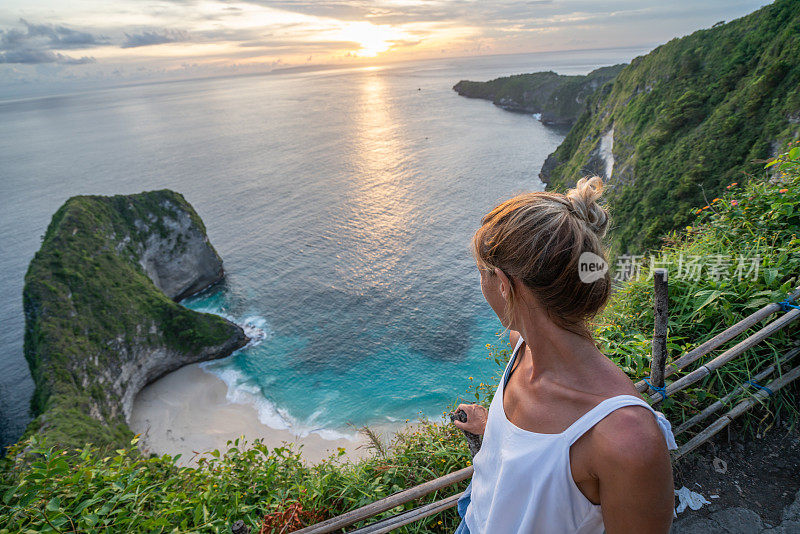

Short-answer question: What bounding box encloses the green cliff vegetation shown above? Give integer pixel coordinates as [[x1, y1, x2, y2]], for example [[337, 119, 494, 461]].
[[22, 190, 246, 452], [453, 64, 624, 125], [2, 150, 798, 533], [540, 0, 800, 255]]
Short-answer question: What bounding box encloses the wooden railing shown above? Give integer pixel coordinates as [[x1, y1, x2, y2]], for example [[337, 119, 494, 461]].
[[251, 281, 800, 534]]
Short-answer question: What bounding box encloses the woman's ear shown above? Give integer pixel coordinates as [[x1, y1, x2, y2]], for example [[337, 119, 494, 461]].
[[494, 268, 511, 300]]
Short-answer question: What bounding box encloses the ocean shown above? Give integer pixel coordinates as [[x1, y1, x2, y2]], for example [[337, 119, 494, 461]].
[[0, 47, 650, 447]]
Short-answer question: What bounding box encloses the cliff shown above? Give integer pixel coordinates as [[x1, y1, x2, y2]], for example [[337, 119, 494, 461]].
[[453, 64, 625, 125], [540, 0, 800, 254], [22, 190, 247, 449]]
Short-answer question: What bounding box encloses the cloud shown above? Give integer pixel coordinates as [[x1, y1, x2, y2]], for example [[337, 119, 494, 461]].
[[121, 29, 189, 48], [0, 19, 103, 64], [217, 0, 557, 26], [17, 19, 105, 49], [0, 48, 95, 64]]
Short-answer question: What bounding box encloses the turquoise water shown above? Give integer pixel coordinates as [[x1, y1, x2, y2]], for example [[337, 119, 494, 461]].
[[184, 291, 504, 438], [0, 47, 651, 446]]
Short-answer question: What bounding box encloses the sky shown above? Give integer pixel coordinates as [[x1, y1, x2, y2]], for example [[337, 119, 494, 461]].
[[0, 0, 770, 96]]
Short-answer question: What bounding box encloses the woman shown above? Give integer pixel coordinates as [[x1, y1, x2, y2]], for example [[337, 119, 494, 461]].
[[452, 176, 677, 534]]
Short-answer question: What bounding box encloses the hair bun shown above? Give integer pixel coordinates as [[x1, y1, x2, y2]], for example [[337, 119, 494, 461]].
[[566, 176, 609, 237]]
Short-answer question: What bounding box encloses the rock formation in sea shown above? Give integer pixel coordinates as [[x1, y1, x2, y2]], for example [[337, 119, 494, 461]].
[[22, 190, 247, 449]]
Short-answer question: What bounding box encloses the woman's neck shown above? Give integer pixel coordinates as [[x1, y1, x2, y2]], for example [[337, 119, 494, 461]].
[[515, 306, 603, 384]]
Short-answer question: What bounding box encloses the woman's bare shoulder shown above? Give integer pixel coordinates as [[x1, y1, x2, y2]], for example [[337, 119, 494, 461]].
[[592, 404, 666, 459]]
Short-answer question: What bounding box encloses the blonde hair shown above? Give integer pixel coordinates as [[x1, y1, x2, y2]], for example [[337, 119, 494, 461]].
[[471, 176, 610, 339]]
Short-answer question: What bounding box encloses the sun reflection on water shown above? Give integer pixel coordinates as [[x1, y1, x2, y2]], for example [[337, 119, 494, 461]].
[[336, 71, 419, 289]]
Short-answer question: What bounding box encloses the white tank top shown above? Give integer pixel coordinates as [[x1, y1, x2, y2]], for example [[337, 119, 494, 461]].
[[464, 337, 678, 533]]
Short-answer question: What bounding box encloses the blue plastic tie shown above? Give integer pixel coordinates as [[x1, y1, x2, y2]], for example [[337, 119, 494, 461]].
[[644, 377, 668, 399], [778, 298, 800, 312], [745, 379, 774, 396]]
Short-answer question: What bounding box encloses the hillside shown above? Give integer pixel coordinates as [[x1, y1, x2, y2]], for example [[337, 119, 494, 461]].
[[453, 64, 624, 125], [22, 190, 247, 450], [540, 0, 800, 255]]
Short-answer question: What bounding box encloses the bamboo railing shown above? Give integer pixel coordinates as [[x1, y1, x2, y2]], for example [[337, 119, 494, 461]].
[[278, 282, 800, 534], [292, 468, 473, 534], [674, 362, 800, 458], [634, 286, 800, 395], [673, 346, 800, 437], [644, 305, 800, 405]]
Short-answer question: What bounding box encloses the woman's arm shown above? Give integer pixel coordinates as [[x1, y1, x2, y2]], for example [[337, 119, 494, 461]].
[[452, 330, 522, 435], [594, 408, 675, 534]]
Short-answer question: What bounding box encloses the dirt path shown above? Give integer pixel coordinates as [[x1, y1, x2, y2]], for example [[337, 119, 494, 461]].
[[671, 419, 800, 533]]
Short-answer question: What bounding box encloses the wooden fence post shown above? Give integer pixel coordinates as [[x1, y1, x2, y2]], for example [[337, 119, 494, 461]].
[[651, 268, 669, 388]]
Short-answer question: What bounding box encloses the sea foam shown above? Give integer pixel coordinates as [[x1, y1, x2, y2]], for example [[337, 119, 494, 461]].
[[199, 361, 358, 441], [190, 303, 358, 441]]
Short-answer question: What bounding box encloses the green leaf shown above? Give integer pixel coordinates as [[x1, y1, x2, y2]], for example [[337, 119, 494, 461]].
[[74, 498, 96, 514], [46, 496, 61, 511], [764, 268, 778, 286], [2, 485, 18, 504]]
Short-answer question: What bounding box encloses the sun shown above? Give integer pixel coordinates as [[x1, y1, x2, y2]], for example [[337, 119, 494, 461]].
[[338, 22, 407, 57]]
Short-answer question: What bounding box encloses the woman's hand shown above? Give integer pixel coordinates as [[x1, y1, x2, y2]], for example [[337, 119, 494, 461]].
[[452, 404, 489, 435]]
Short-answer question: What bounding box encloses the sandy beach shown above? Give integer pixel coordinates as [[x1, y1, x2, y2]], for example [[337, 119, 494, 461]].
[[129, 364, 380, 466]]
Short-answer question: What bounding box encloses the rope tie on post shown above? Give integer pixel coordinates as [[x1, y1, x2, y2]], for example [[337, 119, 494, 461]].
[[744, 379, 775, 396], [643, 377, 668, 399], [778, 298, 800, 312]]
